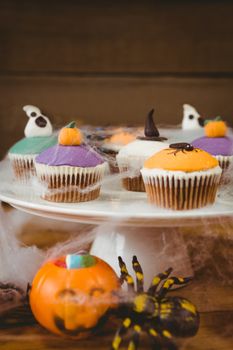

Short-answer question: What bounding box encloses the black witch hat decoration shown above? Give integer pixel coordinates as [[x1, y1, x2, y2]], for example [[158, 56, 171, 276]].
[[138, 109, 167, 141]]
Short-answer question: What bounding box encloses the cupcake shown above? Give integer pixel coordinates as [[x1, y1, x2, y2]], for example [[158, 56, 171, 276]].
[[141, 143, 222, 210], [192, 117, 233, 174], [35, 122, 106, 203], [101, 130, 136, 173], [8, 105, 57, 180], [116, 109, 169, 192]]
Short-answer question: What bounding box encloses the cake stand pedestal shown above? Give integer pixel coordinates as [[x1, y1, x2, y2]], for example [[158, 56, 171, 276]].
[[90, 223, 193, 288]]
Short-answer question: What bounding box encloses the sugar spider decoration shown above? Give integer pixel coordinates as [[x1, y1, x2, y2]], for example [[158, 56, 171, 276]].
[[112, 256, 199, 350], [168, 142, 199, 156]]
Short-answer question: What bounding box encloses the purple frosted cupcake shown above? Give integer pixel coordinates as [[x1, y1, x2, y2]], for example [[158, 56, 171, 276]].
[[35, 122, 106, 203], [192, 118, 233, 176]]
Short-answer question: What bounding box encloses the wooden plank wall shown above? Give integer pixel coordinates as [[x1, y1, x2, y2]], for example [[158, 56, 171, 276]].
[[0, 0, 233, 157]]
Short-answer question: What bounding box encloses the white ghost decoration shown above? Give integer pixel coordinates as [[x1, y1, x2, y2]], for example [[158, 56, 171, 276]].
[[23, 105, 53, 137], [182, 104, 204, 130]]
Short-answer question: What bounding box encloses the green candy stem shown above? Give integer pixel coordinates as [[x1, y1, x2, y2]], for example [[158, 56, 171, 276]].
[[204, 116, 222, 126], [66, 121, 76, 128]]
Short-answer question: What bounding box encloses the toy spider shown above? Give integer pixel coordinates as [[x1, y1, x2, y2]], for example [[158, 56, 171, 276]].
[[168, 143, 199, 156], [112, 256, 199, 350]]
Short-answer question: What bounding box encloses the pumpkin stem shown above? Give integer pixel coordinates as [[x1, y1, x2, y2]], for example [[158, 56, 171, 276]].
[[204, 119, 211, 126], [66, 121, 76, 128], [204, 116, 222, 125]]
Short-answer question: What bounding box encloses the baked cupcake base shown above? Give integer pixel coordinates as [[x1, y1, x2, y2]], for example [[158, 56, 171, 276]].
[[216, 155, 233, 184], [35, 163, 106, 203], [122, 175, 145, 192], [141, 168, 222, 210], [118, 165, 145, 192], [8, 153, 36, 181]]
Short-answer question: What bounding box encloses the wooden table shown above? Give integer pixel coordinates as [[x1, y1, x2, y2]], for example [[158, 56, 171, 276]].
[[0, 205, 232, 350]]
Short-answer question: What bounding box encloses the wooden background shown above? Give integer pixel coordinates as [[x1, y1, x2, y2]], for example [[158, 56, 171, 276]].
[[1, 0, 233, 157]]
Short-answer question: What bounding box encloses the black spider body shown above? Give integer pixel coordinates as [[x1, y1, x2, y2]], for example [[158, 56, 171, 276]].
[[169, 143, 194, 151], [168, 143, 199, 156], [130, 294, 198, 337], [112, 257, 199, 350]]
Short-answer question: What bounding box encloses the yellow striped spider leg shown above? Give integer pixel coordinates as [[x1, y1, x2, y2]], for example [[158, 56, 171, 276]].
[[111, 256, 199, 350]]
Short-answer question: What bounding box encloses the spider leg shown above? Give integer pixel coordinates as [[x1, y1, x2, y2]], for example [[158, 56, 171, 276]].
[[160, 330, 178, 350], [158, 276, 192, 298], [147, 268, 173, 296], [111, 317, 132, 350], [147, 327, 161, 349], [147, 328, 177, 350], [118, 257, 135, 292], [127, 324, 141, 350], [132, 256, 144, 293]]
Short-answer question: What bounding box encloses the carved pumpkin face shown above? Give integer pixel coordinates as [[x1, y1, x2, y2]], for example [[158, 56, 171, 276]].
[[29, 254, 120, 338]]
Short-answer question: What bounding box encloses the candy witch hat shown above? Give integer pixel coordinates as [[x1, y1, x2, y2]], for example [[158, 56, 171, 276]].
[[138, 109, 167, 141]]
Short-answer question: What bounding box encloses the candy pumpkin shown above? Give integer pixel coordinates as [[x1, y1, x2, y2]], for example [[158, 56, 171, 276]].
[[58, 121, 83, 146], [29, 254, 120, 338], [204, 117, 227, 138]]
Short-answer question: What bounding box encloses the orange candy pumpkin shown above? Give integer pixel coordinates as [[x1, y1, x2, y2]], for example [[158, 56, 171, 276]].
[[29, 254, 120, 338], [59, 121, 83, 146], [204, 118, 227, 138]]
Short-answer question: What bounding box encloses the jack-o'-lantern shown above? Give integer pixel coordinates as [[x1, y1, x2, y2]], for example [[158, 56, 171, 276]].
[[29, 254, 120, 338]]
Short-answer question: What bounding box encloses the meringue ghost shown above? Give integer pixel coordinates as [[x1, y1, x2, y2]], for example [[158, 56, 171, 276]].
[[182, 104, 204, 130], [23, 105, 53, 137]]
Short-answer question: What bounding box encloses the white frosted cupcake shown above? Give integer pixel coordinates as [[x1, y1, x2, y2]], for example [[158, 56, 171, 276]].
[[141, 143, 222, 210], [116, 109, 169, 191]]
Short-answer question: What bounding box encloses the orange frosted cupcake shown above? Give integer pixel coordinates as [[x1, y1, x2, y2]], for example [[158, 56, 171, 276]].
[[141, 143, 222, 210]]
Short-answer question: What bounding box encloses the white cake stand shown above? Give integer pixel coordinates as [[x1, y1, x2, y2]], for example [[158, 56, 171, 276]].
[[0, 159, 232, 287]]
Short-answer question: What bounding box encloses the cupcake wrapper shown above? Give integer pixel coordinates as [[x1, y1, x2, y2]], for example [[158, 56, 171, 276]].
[[118, 166, 145, 192], [216, 155, 233, 185], [35, 163, 106, 203], [142, 171, 221, 210], [122, 175, 145, 192], [216, 155, 233, 171], [8, 153, 36, 181]]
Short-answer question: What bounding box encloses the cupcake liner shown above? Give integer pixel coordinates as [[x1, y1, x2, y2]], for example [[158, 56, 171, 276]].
[[216, 155, 233, 171], [141, 168, 222, 210], [35, 163, 106, 203], [8, 153, 36, 181], [119, 164, 145, 192], [118, 165, 145, 192], [216, 155, 233, 184], [122, 175, 145, 192]]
